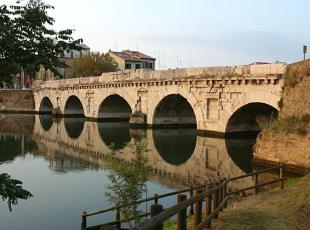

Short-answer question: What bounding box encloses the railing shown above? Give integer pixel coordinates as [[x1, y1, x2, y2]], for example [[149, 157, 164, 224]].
[[81, 164, 285, 230], [81, 184, 206, 230], [133, 164, 285, 230]]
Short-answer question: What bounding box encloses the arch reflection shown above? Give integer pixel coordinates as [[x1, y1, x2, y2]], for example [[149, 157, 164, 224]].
[[225, 134, 257, 173], [98, 122, 131, 150], [153, 128, 196, 165], [39, 115, 53, 131], [64, 118, 85, 139]]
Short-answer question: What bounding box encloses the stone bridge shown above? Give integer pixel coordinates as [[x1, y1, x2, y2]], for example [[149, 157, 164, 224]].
[[33, 63, 286, 134]]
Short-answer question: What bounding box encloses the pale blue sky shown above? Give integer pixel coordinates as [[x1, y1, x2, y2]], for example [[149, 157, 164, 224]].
[[2, 0, 310, 68]]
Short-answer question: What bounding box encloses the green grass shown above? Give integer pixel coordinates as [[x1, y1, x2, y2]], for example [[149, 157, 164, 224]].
[[217, 210, 278, 230], [163, 219, 176, 230]]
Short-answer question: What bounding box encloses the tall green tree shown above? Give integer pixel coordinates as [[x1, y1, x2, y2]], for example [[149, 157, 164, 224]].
[[0, 0, 82, 82], [72, 52, 118, 77]]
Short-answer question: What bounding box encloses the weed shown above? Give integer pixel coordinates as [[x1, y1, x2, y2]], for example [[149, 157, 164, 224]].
[[277, 98, 283, 109], [301, 113, 310, 123]]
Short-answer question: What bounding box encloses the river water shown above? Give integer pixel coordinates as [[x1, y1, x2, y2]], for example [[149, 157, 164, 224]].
[[0, 114, 257, 230]]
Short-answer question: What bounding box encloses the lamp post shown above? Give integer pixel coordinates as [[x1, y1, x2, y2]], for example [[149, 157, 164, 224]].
[[303, 45, 307, 61]]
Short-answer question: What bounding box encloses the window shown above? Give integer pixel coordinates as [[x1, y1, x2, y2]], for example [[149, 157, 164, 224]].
[[135, 64, 141, 69], [149, 63, 153, 69], [70, 51, 74, 58], [125, 63, 131, 69]]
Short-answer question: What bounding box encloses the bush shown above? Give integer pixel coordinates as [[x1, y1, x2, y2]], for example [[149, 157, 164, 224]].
[[257, 115, 302, 133], [301, 114, 310, 123]]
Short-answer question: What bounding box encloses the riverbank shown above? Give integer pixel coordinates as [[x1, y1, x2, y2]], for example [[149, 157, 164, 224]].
[[212, 174, 310, 229], [165, 174, 310, 230]]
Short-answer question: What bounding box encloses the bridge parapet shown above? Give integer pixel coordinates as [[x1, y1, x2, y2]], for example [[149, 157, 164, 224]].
[[33, 63, 286, 90]]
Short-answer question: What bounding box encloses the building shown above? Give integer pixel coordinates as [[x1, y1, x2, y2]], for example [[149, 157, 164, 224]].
[[63, 44, 90, 59], [37, 44, 90, 80], [108, 50, 156, 71]]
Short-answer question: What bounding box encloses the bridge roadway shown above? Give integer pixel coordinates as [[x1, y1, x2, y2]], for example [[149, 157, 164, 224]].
[[33, 63, 285, 134]]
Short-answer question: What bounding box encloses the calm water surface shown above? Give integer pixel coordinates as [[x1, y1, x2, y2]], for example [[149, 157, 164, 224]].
[[0, 114, 256, 230]]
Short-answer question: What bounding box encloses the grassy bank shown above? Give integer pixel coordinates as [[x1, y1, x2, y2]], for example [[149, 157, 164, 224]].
[[213, 174, 310, 229]]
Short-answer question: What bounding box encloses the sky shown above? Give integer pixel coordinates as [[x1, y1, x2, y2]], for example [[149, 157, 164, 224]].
[[2, 0, 310, 69]]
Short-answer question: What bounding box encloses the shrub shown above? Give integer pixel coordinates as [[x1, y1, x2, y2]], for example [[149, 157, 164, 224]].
[[257, 115, 302, 133], [301, 114, 310, 123], [277, 98, 283, 109]]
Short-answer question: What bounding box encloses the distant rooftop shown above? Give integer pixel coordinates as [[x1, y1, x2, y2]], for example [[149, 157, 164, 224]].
[[78, 44, 90, 50], [109, 50, 156, 61]]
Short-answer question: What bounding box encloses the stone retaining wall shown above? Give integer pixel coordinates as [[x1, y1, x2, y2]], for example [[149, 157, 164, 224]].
[[0, 90, 34, 112]]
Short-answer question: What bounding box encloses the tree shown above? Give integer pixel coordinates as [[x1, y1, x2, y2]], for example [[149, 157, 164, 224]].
[[72, 52, 118, 77], [0, 173, 33, 211], [105, 140, 151, 228], [0, 0, 82, 83]]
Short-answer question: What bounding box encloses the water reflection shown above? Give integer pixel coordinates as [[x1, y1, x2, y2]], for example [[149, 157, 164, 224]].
[[98, 122, 131, 150], [64, 118, 85, 139], [33, 116, 256, 185], [39, 115, 53, 131], [0, 134, 37, 164], [43, 151, 99, 173], [152, 129, 196, 165], [0, 114, 260, 230], [225, 136, 257, 173]]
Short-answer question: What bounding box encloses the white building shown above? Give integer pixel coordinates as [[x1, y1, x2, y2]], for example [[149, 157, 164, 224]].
[[108, 50, 156, 71]]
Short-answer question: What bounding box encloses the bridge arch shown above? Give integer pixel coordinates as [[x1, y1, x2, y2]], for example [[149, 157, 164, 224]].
[[39, 97, 53, 114], [225, 102, 278, 133], [98, 94, 132, 121], [64, 95, 85, 117], [149, 92, 205, 129]]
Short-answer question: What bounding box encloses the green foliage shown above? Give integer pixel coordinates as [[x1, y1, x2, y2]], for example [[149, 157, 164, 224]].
[[0, 173, 33, 211], [105, 140, 151, 228], [72, 52, 118, 77], [0, 0, 82, 80], [163, 219, 177, 230]]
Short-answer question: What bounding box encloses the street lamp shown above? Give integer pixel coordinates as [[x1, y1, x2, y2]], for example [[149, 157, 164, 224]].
[[303, 45, 307, 61]]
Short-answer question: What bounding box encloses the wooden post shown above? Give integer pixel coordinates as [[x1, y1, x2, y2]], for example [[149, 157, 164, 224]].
[[116, 208, 121, 229], [213, 184, 220, 218], [279, 164, 284, 189], [254, 172, 258, 195], [223, 179, 228, 208], [177, 194, 187, 230], [205, 184, 212, 228], [154, 194, 159, 204], [189, 186, 194, 215], [219, 181, 223, 204], [194, 189, 203, 226], [81, 211, 87, 230], [150, 204, 164, 230]]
